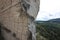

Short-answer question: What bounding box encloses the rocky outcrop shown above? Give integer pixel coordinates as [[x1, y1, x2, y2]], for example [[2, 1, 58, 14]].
[[0, 0, 40, 40]]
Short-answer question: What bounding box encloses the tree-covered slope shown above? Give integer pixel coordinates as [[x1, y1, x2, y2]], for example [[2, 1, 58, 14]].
[[36, 22, 60, 40]]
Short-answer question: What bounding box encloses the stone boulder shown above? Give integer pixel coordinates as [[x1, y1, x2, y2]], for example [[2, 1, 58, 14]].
[[0, 0, 40, 40]]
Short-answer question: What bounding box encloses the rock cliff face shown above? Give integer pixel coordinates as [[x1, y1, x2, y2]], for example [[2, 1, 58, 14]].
[[0, 0, 40, 40]]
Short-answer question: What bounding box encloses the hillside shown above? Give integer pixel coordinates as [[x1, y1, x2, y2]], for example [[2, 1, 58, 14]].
[[36, 19, 60, 40]]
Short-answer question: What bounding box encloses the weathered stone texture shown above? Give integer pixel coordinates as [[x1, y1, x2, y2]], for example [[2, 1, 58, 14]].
[[0, 0, 40, 40]]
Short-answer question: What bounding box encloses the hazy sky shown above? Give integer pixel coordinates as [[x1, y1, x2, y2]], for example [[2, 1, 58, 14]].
[[36, 0, 60, 21]]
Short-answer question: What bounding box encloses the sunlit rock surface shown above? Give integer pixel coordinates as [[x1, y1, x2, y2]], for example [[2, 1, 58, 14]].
[[0, 0, 40, 40]]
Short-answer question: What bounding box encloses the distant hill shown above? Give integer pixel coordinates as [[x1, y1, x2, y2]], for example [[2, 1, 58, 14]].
[[36, 18, 60, 23], [48, 18, 60, 23]]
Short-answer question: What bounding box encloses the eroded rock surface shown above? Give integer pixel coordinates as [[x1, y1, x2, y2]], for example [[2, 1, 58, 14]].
[[0, 0, 40, 40]]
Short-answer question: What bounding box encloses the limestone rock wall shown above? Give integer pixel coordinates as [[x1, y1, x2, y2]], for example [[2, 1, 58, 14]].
[[0, 0, 40, 40]]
